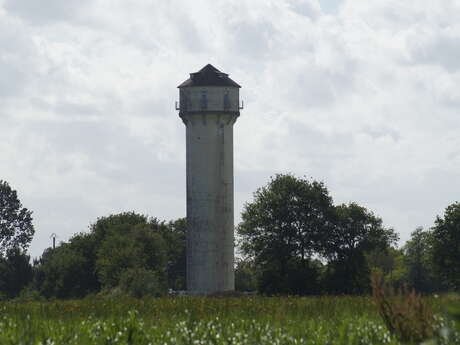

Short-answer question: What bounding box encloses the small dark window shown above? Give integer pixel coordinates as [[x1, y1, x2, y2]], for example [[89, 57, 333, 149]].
[[200, 90, 208, 110], [223, 90, 230, 110]]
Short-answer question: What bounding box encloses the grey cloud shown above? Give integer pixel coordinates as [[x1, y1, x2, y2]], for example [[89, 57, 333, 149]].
[[229, 20, 275, 58], [287, 66, 355, 109], [410, 32, 460, 72], [175, 14, 206, 54], [287, 0, 321, 18], [361, 126, 401, 142], [54, 102, 103, 117], [3, 0, 89, 24], [285, 120, 352, 164], [0, 20, 37, 98], [319, 0, 343, 15], [0, 61, 28, 98], [27, 117, 183, 194]]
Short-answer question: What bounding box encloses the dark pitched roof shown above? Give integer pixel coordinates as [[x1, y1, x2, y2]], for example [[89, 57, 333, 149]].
[[178, 64, 241, 88]]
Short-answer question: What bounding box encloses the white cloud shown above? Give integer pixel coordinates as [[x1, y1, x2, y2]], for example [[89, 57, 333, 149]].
[[0, 0, 459, 257]]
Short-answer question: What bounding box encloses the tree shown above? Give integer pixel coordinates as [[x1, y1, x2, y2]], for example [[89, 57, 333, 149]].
[[234, 259, 257, 292], [90, 212, 148, 242], [237, 174, 334, 295], [92, 213, 185, 291], [403, 227, 438, 293], [431, 202, 460, 290], [34, 212, 181, 298], [366, 247, 407, 288], [96, 223, 167, 290], [34, 245, 93, 298], [0, 248, 33, 299], [322, 203, 398, 294], [160, 218, 186, 291], [119, 268, 163, 297], [0, 180, 34, 255], [33, 232, 100, 298]]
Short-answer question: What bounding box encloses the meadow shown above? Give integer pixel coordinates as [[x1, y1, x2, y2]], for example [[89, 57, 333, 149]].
[[0, 296, 458, 345]]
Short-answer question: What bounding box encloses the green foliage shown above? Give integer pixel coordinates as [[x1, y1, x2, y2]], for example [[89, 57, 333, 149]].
[[237, 174, 397, 295], [432, 202, 460, 290], [0, 180, 34, 255], [367, 248, 409, 288], [32, 212, 184, 299], [403, 227, 439, 293], [238, 174, 333, 295], [119, 268, 164, 297], [90, 212, 149, 242], [0, 248, 32, 298], [33, 231, 100, 298], [96, 223, 167, 289], [16, 285, 44, 302], [159, 218, 186, 291], [235, 259, 257, 292], [324, 203, 399, 294], [35, 244, 95, 298], [445, 295, 460, 323]]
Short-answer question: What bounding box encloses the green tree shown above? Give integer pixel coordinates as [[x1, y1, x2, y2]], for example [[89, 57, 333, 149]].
[[234, 259, 257, 292], [119, 268, 163, 297], [431, 202, 460, 290], [90, 212, 148, 242], [237, 174, 334, 295], [33, 232, 100, 298], [35, 245, 91, 298], [323, 203, 398, 294], [35, 212, 180, 298], [0, 180, 34, 255], [96, 223, 167, 290], [0, 248, 32, 299], [160, 218, 186, 291], [367, 247, 407, 288], [403, 227, 438, 293]]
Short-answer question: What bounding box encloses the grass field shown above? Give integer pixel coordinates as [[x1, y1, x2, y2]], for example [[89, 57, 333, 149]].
[[0, 296, 459, 345]]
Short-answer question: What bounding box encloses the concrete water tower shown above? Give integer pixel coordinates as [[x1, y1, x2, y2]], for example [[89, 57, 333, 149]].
[[177, 64, 242, 294]]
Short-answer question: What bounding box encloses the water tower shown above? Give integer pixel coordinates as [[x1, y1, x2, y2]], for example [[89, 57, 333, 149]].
[[177, 64, 242, 294]]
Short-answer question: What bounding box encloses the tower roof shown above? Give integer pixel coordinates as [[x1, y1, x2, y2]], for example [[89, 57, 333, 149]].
[[178, 64, 241, 88]]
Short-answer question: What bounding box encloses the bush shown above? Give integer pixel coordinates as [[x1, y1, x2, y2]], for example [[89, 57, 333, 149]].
[[119, 268, 164, 298], [15, 286, 44, 302], [235, 259, 257, 292]]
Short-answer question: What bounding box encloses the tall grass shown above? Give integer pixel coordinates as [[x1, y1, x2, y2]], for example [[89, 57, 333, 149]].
[[371, 271, 435, 343], [0, 296, 458, 344]]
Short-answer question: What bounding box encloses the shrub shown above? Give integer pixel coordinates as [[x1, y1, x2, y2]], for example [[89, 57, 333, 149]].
[[119, 268, 164, 298], [15, 286, 44, 302]]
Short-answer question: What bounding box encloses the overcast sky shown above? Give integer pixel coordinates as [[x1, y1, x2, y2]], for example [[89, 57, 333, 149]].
[[1, 0, 459, 258]]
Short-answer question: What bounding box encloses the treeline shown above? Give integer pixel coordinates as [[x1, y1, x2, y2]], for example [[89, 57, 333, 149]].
[[1, 213, 186, 299], [0, 175, 459, 299], [235, 174, 459, 295]]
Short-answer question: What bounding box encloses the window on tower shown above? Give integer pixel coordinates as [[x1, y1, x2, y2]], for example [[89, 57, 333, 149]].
[[223, 90, 230, 110], [200, 90, 208, 110]]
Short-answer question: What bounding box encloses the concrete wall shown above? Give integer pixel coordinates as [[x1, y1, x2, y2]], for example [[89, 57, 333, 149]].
[[180, 86, 239, 293]]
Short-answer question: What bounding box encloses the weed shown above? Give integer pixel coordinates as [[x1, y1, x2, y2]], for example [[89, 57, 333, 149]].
[[371, 271, 434, 343]]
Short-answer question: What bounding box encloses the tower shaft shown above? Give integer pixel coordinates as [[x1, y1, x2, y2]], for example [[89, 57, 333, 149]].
[[185, 113, 236, 293]]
